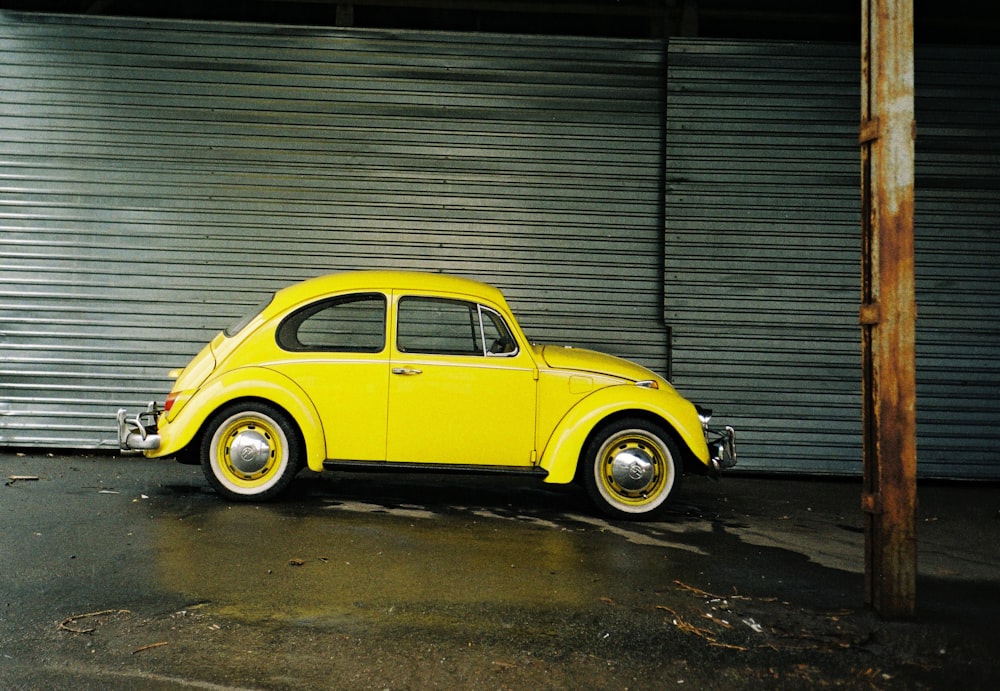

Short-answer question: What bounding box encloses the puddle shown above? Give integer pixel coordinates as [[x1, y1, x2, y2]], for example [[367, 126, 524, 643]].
[[152, 495, 712, 631]]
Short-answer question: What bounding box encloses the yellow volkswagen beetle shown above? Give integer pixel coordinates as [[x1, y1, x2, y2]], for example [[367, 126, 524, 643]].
[[118, 271, 735, 519]]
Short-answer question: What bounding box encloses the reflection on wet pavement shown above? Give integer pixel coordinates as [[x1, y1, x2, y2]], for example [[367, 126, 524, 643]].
[[6, 455, 996, 689], [153, 475, 714, 631]]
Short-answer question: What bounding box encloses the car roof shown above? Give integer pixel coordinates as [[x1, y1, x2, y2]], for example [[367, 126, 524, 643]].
[[272, 270, 510, 311]]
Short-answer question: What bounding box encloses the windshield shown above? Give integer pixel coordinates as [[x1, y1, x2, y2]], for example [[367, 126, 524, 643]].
[[224, 295, 274, 338]]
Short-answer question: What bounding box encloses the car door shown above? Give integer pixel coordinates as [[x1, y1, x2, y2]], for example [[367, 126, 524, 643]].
[[268, 292, 390, 462], [386, 294, 537, 467]]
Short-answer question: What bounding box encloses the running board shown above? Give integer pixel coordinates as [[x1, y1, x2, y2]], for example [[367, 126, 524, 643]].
[[321, 460, 548, 478]]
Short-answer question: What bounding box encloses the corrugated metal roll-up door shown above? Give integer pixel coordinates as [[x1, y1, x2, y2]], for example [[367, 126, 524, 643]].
[[665, 40, 861, 475], [665, 39, 1000, 478], [0, 12, 667, 449], [913, 45, 1000, 479]]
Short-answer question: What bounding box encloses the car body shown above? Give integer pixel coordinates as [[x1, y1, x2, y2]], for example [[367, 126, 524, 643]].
[[118, 270, 735, 519]]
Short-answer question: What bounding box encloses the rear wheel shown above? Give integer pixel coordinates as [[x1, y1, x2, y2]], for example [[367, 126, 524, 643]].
[[582, 417, 681, 520], [200, 402, 302, 501]]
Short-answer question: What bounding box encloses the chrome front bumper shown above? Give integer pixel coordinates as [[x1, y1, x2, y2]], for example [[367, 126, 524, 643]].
[[705, 425, 737, 475], [116, 403, 162, 451], [697, 405, 737, 477]]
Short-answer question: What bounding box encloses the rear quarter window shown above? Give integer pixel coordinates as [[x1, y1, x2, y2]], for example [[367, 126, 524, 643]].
[[276, 293, 387, 352]]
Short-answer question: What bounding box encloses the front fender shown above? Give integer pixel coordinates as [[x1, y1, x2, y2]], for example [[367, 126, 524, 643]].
[[538, 385, 710, 484], [151, 366, 326, 472]]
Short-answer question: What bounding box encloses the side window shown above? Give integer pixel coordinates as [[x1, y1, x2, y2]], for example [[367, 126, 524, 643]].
[[396, 297, 518, 357], [397, 298, 483, 355], [277, 293, 386, 353], [482, 308, 518, 356]]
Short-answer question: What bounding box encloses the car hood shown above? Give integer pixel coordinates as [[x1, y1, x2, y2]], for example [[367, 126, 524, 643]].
[[535, 344, 663, 384]]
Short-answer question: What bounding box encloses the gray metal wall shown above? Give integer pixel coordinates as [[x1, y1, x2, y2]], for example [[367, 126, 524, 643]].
[[0, 12, 667, 449], [4, 12, 997, 480], [915, 45, 1000, 478], [665, 39, 1000, 478]]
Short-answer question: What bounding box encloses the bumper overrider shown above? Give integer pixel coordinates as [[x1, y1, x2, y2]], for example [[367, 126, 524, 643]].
[[117, 402, 162, 451], [696, 405, 737, 476]]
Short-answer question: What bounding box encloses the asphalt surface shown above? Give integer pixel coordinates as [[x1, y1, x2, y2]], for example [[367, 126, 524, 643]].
[[1, 450, 998, 690]]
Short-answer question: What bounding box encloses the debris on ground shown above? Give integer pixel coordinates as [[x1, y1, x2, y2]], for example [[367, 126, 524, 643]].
[[661, 580, 866, 654], [132, 641, 169, 655], [5, 475, 40, 486], [57, 609, 132, 634]]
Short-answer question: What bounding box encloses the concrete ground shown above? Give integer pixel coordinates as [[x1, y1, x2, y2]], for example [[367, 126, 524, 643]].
[[1, 450, 998, 690]]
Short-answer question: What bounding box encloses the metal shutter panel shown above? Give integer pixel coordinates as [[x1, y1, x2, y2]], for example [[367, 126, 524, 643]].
[[0, 12, 666, 448]]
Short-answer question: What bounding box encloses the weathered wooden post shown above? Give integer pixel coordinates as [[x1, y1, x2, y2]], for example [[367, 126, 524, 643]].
[[859, 0, 918, 618]]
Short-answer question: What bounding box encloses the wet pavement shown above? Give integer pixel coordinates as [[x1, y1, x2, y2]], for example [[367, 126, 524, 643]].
[[1, 450, 998, 690]]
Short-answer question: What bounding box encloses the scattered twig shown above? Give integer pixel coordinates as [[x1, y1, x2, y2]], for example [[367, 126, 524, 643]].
[[656, 604, 749, 651], [132, 641, 169, 655], [673, 579, 750, 601], [703, 612, 733, 629], [5, 475, 40, 486], [666, 580, 866, 655], [58, 609, 131, 634], [705, 639, 750, 651]]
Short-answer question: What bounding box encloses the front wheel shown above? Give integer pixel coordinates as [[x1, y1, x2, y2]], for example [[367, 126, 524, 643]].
[[200, 402, 302, 501], [582, 417, 681, 520]]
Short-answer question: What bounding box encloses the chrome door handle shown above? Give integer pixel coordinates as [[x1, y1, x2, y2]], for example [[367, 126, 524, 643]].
[[392, 367, 422, 376]]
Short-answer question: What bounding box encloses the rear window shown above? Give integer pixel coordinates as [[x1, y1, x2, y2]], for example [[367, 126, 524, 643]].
[[225, 296, 274, 338]]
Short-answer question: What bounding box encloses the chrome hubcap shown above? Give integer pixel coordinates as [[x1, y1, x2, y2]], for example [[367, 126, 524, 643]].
[[609, 446, 656, 492], [228, 428, 272, 474]]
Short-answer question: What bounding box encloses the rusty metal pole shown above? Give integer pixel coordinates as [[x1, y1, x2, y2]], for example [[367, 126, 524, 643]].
[[859, 0, 917, 618]]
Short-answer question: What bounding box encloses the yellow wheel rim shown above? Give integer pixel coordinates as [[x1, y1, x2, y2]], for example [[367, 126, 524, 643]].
[[211, 412, 287, 493], [596, 430, 673, 510]]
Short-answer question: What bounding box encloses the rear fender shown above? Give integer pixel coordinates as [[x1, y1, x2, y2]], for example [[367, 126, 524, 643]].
[[153, 367, 326, 471], [538, 385, 710, 484]]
